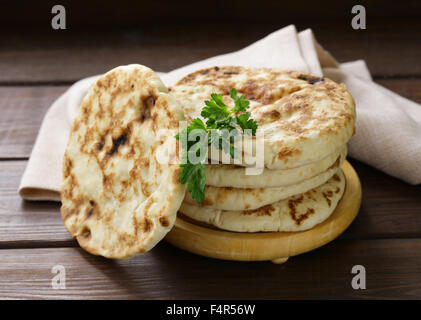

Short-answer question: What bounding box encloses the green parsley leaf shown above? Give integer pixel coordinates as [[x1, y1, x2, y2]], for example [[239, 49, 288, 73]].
[[201, 94, 230, 121], [235, 112, 258, 135], [230, 88, 250, 113], [176, 88, 258, 204], [179, 162, 206, 204]]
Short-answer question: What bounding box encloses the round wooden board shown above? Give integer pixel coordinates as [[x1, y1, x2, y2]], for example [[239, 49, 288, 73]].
[[165, 160, 361, 262]]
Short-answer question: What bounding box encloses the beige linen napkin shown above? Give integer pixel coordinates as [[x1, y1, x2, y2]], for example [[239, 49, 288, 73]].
[[18, 25, 421, 201]]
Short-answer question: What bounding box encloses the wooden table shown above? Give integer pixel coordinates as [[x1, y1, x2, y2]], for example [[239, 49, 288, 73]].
[[1, 17, 421, 299]]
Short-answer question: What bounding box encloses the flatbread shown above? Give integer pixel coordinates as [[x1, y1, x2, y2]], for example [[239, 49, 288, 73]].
[[60, 64, 186, 259], [205, 145, 346, 188], [179, 169, 346, 232], [170, 66, 356, 170], [184, 150, 345, 211]]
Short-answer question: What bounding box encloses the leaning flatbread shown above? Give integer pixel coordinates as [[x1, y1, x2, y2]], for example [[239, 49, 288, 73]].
[[179, 169, 346, 232], [170, 66, 356, 170], [61, 64, 186, 259]]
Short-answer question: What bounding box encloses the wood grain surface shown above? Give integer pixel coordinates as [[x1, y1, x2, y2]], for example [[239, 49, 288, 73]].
[[1, 240, 421, 299], [0, 18, 420, 299], [1, 19, 420, 83]]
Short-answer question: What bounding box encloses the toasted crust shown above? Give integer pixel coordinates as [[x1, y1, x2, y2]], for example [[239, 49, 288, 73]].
[[184, 148, 346, 211], [179, 169, 346, 232], [60, 65, 186, 259], [170, 66, 356, 170], [205, 145, 346, 188]]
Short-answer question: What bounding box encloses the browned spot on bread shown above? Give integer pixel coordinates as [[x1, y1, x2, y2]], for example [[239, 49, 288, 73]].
[[140, 179, 150, 198], [240, 79, 275, 104], [329, 156, 341, 170], [243, 204, 274, 216], [276, 121, 307, 135], [172, 168, 181, 184], [322, 191, 333, 206], [179, 73, 196, 84], [143, 198, 154, 216], [96, 141, 105, 151], [86, 200, 96, 219], [63, 157, 73, 178], [86, 208, 94, 219], [223, 71, 239, 76], [277, 147, 301, 162], [202, 198, 214, 206], [62, 173, 79, 199], [81, 105, 90, 124], [214, 186, 232, 204], [261, 109, 281, 120], [72, 120, 80, 132], [102, 173, 115, 191], [288, 195, 315, 225], [143, 218, 153, 233], [80, 227, 91, 239], [107, 133, 128, 157], [298, 74, 324, 85], [140, 94, 156, 122], [159, 216, 170, 227], [303, 191, 316, 201], [289, 195, 304, 206], [332, 174, 341, 182], [293, 208, 315, 225]]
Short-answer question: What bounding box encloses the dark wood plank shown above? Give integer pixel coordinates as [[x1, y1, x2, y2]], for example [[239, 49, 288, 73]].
[[345, 159, 421, 240], [0, 79, 420, 159], [1, 239, 421, 299], [0, 161, 74, 247], [377, 79, 421, 102], [1, 159, 421, 248], [3, 1, 421, 27], [1, 19, 420, 83]]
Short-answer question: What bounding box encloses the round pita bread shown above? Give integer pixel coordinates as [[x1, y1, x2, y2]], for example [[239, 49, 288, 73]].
[[179, 169, 346, 232], [170, 66, 355, 170], [205, 145, 346, 188], [184, 150, 344, 210], [61, 65, 186, 259]]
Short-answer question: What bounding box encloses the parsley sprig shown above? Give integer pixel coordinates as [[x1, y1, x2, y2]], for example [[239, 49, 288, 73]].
[[175, 88, 258, 204]]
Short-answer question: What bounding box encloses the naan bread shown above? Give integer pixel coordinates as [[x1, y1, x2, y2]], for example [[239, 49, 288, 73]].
[[179, 169, 346, 232], [184, 150, 345, 211], [61, 65, 186, 259], [170, 66, 356, 170], [205, 145, 346, 188]]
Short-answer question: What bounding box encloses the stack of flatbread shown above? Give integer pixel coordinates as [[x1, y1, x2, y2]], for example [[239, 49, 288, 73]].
[[170, 66, 355, 233], [60, 64, 355, 259]]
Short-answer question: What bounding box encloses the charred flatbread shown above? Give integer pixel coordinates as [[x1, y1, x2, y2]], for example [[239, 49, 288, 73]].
[[61, 65, 186, 259]]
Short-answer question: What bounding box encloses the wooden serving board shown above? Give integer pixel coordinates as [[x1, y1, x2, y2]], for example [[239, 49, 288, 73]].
[[165, 160, 362, 263]]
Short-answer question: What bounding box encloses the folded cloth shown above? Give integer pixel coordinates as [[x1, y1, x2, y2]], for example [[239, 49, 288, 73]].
[[18, 25, 421, 202]]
